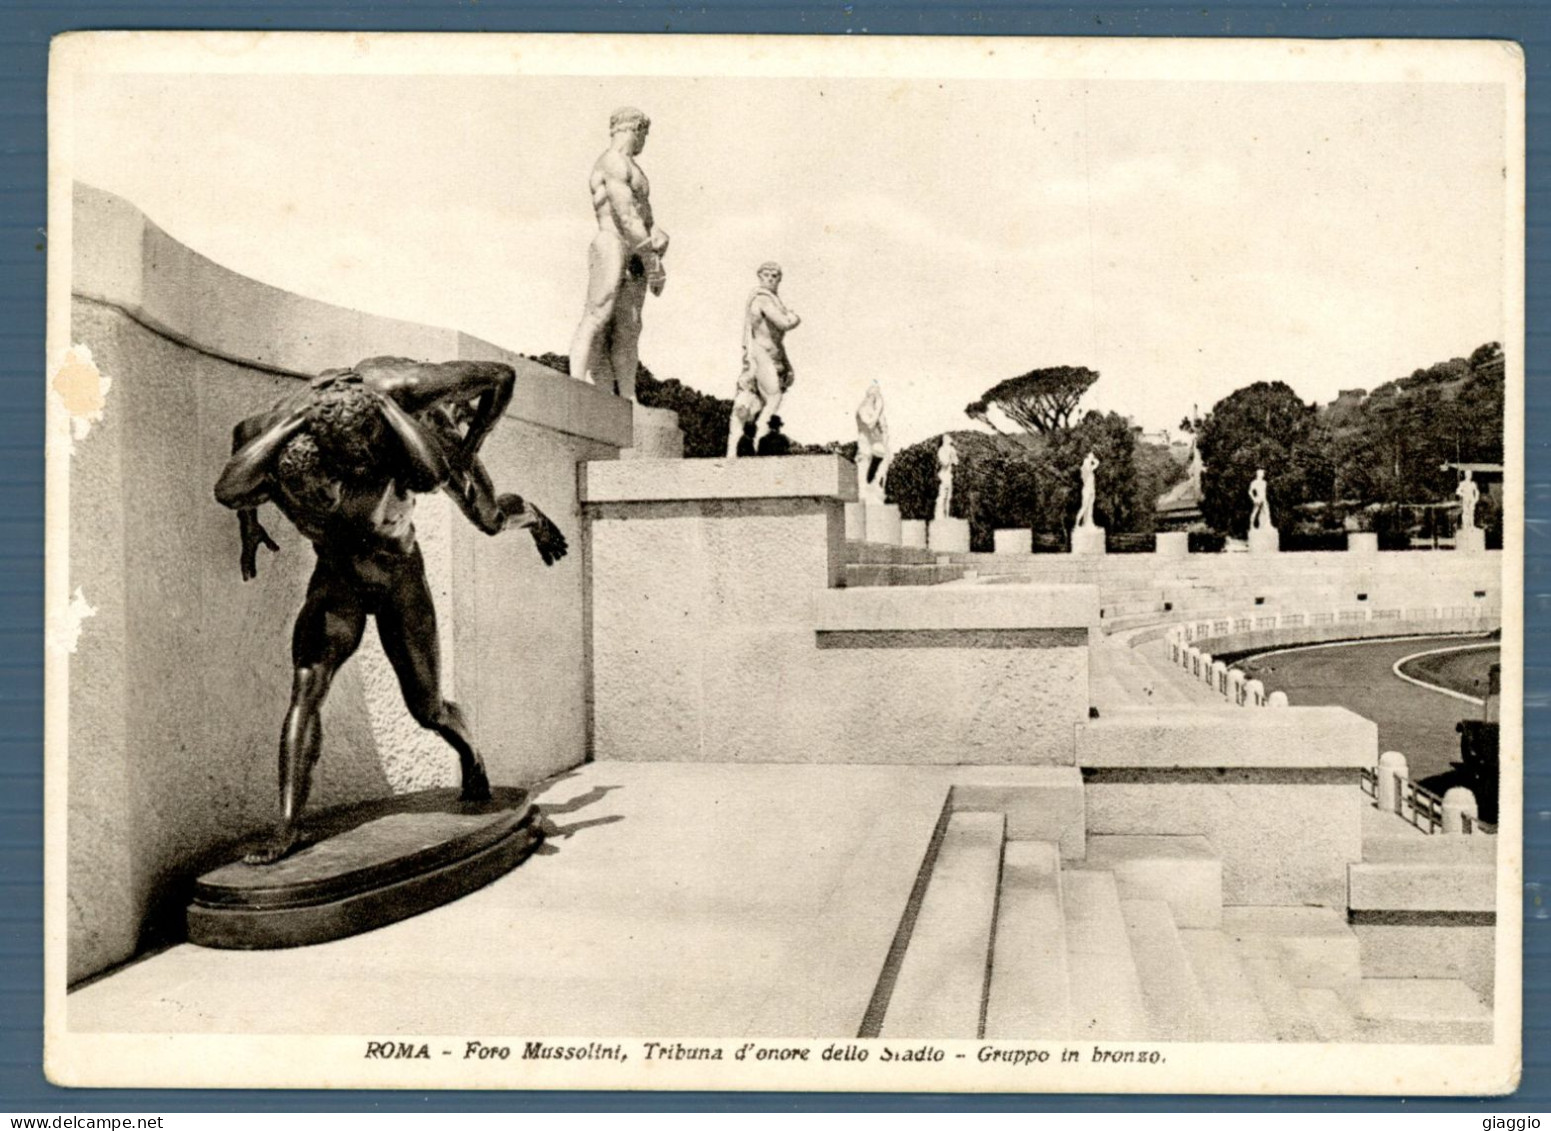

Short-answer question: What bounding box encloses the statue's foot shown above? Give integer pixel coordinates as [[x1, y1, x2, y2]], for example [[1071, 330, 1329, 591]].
[[243, 829, 303, 866], [460, 763, 492, 803]]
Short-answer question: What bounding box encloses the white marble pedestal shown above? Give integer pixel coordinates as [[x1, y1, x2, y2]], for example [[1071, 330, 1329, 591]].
[[864, 503, 902, 546], [929, 517, 971, 553], [1071, 526, 1107, 555], [994, 528, 1032, 555], [1248, 526, 1281, 554]]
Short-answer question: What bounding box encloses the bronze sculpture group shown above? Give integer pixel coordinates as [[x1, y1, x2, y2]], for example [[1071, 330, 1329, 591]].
[[215, 357, 566, 865]]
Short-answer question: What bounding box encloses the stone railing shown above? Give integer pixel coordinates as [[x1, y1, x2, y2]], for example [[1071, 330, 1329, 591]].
[[1166, 603, 1498, 711]]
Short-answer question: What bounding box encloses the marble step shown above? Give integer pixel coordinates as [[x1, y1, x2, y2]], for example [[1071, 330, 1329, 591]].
[[1178, 928, 1275, 1042], [879, 811, 1005, 1039], [1119, 899, 1211, 1041], [984, 841, 1072, 1039], [1296, 987, 1360, 1042], [1344, 978, 1494, 1044], [1087, 835, 1223, 929], [1221, 906, 1361, 988], [845, 542, 940, 566], [1233, 940, 1324, 1042], [843, 563, 966, 589], [1063, 870, 1152, 1040]]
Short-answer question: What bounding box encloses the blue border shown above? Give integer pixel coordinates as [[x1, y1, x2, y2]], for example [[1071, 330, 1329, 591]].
[[2, 0, 1544, 1113]]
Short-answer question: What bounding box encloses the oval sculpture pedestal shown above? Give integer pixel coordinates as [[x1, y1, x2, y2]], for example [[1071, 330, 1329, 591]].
[[187, 787, 541, 949]]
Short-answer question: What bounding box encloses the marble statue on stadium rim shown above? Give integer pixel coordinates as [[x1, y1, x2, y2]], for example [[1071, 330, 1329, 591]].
[[1070, 449, 1106, 554], [1457, 469, 1481, 531], [935, 434, 959, 521], [214, 357, 567, 865], [727, 262, 801, 457], [568, 107, 669, 402], [855, 381, 891, 505], [1075, 450, 1101, 529], [1249, 467, 1274, 530]]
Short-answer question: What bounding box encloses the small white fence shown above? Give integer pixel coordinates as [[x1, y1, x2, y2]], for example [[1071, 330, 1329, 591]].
[[1164, 606, 1493, 835]]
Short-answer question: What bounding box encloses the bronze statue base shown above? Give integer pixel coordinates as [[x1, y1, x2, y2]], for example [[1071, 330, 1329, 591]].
[[187, 788, 540, 949]]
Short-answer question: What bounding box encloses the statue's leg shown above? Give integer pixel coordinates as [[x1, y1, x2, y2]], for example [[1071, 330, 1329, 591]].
[[752, 351, 783, 444], [246, 564, 367, 865], [569, 234, 625, 386], [608, 271, 649, 402], [377, 548, 491, 802]]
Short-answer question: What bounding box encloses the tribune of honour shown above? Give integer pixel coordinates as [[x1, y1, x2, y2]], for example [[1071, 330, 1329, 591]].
[[726, 262, 801, 457], [568, 107, 668, 403]]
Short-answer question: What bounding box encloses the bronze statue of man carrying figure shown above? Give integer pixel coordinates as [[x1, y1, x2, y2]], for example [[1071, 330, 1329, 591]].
[[215, 356, 566, 865]]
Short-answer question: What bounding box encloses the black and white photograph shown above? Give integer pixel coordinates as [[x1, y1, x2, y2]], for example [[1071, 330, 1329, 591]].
[[42, 32, 1524, 1094]]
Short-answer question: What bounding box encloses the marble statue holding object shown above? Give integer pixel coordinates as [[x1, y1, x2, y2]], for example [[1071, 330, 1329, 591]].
[[855, 381, 891, 504], [1249, 468, 1273, 530], [935, 434, 959, 521], [1247, 467, 1280, 553], [568, 107, 669, 402], [214, 356, 567, 867], [727, 262, 800, 456]]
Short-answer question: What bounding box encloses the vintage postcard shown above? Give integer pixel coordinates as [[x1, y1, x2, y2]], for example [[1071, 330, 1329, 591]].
[[42, 32, 1524, 1094]]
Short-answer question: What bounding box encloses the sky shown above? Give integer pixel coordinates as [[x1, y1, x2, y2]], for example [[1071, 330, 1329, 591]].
[[71, 70, 1509, 449]]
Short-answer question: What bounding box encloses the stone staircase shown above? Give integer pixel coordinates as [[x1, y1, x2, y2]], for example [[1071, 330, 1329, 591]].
[[872, 813, 1494, 1043], [843, 540, 967, 588]]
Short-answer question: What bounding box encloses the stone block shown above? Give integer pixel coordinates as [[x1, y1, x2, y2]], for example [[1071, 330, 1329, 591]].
[[1248, 526, 1281, 554], [1076, 706, 1377, 769], [583, 453, 855, 504], [950, 766, 1085, 859], [1080, 709, 1370, 907], [994, 528, 1032, 555], [1456, 527, 1486, 554], [813, 584, 1098, 632], [1086, 835, 1223, 928], [1154, 531, 1189, 557], [865, 502, 902, 546], [929, 517, 971, 553], [619, 403, 684, 459], [844, 502, 866, 541], [1347, 863, 1496, 913], [1348, 532, 1378, 554], [1071, 526, 1107, 556], [901, 519, 928, 548]]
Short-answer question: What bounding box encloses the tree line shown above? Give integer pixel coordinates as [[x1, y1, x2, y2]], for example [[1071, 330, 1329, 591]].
[[540, 341, 1505, 552]]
